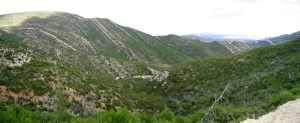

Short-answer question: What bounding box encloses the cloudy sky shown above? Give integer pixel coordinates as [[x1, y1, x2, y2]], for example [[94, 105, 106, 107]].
[[1, 0, 300, 39]]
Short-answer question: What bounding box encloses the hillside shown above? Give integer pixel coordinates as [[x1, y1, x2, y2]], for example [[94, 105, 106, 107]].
[[1, 31, 299, 122], [0, 11, 299, 123], [157, 35, 232, 58], [157, 35, 250, 59], [0, 12, 191, 78], [0, 30, 167, 117], [0, 12, 251, 78], [147, 38, 300, 122]]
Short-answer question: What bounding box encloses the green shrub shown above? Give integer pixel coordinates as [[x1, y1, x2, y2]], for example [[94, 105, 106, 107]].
[[156, 108, 174, 121], [290, 88, 300, 95], [135, 113, 154, 123], [95, 108, 134, 123], [268, 91, 295, 107], [188, 109, 205, 122]]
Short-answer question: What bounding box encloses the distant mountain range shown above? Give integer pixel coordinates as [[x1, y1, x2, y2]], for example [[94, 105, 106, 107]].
[[246, 31, 300, 47], [182, 33, 255, 42], [183, 31, 300, 48]]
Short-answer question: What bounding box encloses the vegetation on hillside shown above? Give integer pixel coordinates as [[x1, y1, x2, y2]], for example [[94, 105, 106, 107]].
[[158, 38, 300, 121], [0, 12, 249, 78], [0, 30, 166, 118], [0, 12, 299, 123]]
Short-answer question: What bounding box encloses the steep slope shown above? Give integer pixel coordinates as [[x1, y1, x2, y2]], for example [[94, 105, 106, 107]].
[[247, 31, 300, 47], [0, 30, 166, 116], [0, 12, 192, 78], [0, 12, 253, 78], [145, 39, 300, 122]]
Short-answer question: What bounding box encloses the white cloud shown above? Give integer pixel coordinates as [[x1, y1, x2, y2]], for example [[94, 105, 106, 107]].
[[0, 0, 300, 39]]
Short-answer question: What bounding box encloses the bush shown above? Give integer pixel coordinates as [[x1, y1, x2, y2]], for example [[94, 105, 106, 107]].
[[95, 108, 135, 123], [268, 91, 295, 107], [156, 108, 174, 121], [188, 109, 205, 122], [290, 88, 300, 96], [135, 113, 154, 123]]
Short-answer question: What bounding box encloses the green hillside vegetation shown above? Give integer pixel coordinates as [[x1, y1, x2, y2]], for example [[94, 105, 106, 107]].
[[1, 28, 299, 122], [0, 12, 193, 77], [160, 38, 300, 121], [0, 12, 248, 78], [0, 30, 167, 117], [0, 12, 299, 123]]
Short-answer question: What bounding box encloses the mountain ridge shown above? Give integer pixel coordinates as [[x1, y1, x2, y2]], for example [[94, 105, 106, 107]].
[[0, 11, 250, 78]]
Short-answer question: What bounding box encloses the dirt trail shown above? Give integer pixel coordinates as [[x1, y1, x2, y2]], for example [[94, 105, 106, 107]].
[[242, 98, 300, 123]]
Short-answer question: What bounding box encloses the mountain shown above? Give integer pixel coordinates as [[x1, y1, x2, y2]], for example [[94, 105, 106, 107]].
[[1, 30, 299, 122], [1, 11, 298, 122], [158, 35, 250, 58], [0, 12, 195, 78], [0, 12, 249, 79], [247, 31, 300, 47], [157, 35, 233, 58], [0, 29, 169, 118], [183, 33, 255, 42]]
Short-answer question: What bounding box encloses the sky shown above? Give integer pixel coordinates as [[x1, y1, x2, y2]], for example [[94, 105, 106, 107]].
[[1, 0, 300, 39]]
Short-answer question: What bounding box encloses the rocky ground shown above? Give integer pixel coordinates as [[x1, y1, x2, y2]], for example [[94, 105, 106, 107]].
[[242, 98, 300, 123]]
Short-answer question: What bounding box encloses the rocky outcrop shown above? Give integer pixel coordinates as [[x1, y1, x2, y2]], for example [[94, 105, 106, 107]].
[[0, 47, 31, 67], [148, 67, 169, 82], [133, 67, 169, 82]]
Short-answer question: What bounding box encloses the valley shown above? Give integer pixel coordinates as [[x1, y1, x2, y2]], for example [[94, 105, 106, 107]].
[[0, 11, 299, 123]]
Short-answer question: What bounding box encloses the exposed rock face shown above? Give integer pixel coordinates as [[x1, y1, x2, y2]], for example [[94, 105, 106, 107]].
[[219, 41, 250, 54]]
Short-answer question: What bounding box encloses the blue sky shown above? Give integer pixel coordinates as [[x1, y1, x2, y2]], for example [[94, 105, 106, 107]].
[[1, 0, 300, 39]]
